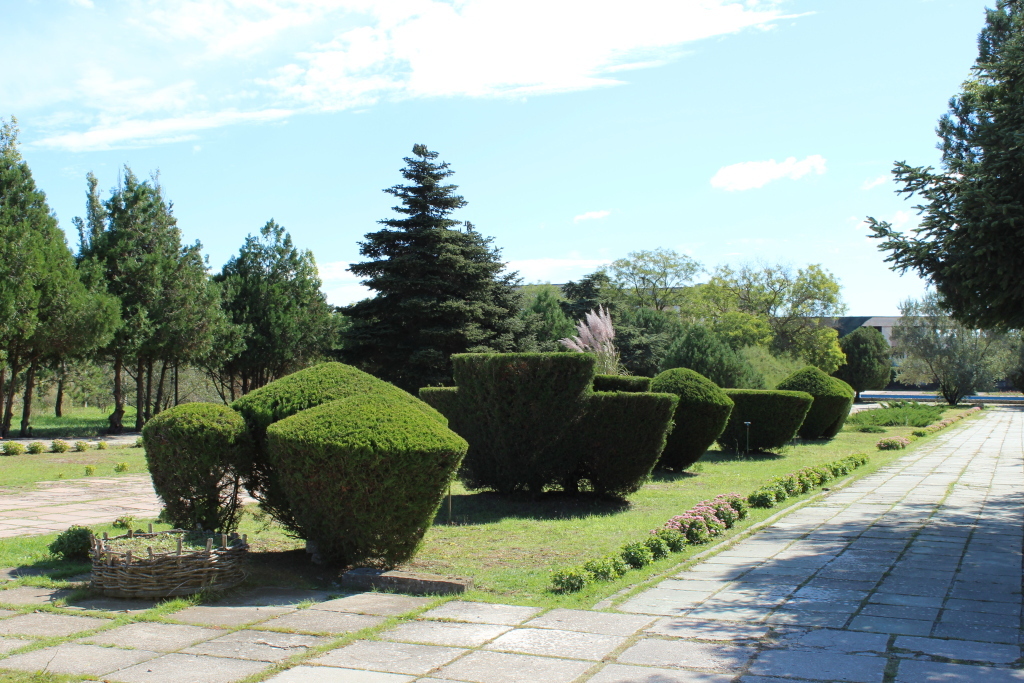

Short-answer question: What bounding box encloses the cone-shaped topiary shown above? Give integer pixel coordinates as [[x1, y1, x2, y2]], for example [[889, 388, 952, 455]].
[[142, 403, 252, 532], [232, 362, 446, 533], [777, 366, 855, 439], [717, 389, 813, 452], [650, 368, 734, 470], [265, 393, 467, 567]]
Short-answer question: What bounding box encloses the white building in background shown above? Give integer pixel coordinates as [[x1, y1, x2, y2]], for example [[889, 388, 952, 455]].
[[824, 316, 900, 344]]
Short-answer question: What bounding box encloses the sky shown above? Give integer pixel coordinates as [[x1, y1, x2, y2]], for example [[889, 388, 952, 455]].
[[4, 0, 994, 315]]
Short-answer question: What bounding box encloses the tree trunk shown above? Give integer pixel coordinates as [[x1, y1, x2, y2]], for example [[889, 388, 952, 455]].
[[174, 363, 179, 406], [2, 360, 22, 438], [20, 363, 36, 437], [0, 365, 7, 433], [144, 358, 154, 421], [109, 355, 125, 434], [154, 360, 168, 416], [135, 358, 145, 431], [55, 376, 64, 417]]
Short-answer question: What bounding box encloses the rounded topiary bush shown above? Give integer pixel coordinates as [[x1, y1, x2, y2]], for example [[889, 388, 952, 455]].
[[265, 393, 468, 567], [592, 375, 651, 392], [232, 362, 446, 533], [776, 366, 855, 439], [650, 368, 734, 470], [142, 402, 252, 532], [717, 389, 813, 452], [554, 391, 678, 497]]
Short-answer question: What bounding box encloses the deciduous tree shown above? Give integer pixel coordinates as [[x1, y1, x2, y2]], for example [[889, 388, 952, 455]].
[[833, 326, 892, 401]]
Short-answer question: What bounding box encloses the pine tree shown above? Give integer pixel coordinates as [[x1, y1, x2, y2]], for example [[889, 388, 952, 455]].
[[343, 145, 524, 390], [869, 1, 1024, 329]]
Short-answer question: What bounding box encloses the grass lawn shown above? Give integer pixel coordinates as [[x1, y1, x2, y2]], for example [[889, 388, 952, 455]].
[[0, 405, 982, 613], [17, 406, 137, 440], [0, 444, 147, 490]]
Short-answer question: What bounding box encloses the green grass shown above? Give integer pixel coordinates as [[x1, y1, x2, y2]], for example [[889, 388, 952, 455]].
[[0, 672, 91, 682], [846, 401, 947, 427], [18, 406, 137, 439], [0, 405, 982, 613], [0, 445, 147, 490]]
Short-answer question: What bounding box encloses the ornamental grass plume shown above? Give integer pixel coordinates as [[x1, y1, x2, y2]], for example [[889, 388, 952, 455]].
[[559, 306, 622, 374]]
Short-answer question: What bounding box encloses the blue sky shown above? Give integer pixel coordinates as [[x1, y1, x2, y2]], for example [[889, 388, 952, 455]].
[[5, 0, 992, 314]]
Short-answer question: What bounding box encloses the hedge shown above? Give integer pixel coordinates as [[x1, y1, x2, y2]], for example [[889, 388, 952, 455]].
[[141, 402, 251, 532], [553, 391, 678, 496], [650, 368, 734, 470], [717, 389, 813, 452], [593, 375, 651, 392], [266, 393, 468, 567], [776, 366, 854, 439], [232, 362, 445, 532], [447, 353, 596, 494], [747, 455, 868, 507]]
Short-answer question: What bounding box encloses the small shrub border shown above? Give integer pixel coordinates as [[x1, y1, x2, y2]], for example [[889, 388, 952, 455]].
[[875, 405, 982, 450], [550, 457, 868, 593]]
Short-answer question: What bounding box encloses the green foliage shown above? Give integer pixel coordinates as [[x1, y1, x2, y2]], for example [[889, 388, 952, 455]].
[[418, 386, 461, 421], [49, 525, 92, 560], [114, 462, 129, 472], [650, 368, 734, 470], [26, 441, 44, 454], [606, 248, 702, 311], [712, 311, 774, 350], [555, 391, 677, 497], [343, 145, 526, 391], [891, 293, 1008, 405], [747, 455, 869, 507], [718, 389, 813, 452], [232, 362, 444, 533], [113, 515, 135, 529], [877, 437, 910, 450], [447, 353, 596, 494], [868, 1, 1024, 330], [847, 401, 945, 427], [84, 465, 95, 476], [662, 325, 764, 389], [643, 534, 670, 560], [620, 541, 654, 568], [776, 366, 855, 439], [521, 285, 575, 344], [142, 402, 251, 532], [592, 375, 651, 392], [2, 441, 25, 455], [833, 327, 892, 400], [96, 440, 107, 450], [74, 441, 89, 452], [560, 271, 615, 321], [738, 346, 805, 389], [582, 555, 628, 581], [614, 307, 686, 377], [209, 220, 337, 396], [653, 528, 687, 552], [550, 567, 590, 593], [266, 392, 467, 567], [51, 439, 69, 453], [859, 425, 887, 433]]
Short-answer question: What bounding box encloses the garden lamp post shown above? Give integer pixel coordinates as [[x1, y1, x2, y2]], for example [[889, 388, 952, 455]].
[[744, 422, 751, 456]]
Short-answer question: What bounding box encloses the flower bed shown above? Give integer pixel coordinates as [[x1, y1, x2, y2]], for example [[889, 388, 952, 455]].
[[91, 528, 248, 599], [550, 457, 867, 593]]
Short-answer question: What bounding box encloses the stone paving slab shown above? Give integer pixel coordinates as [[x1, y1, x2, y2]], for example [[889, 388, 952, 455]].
[[484, 627, 626, 660], [0, 611, 110, 637], [0, 585, 71, 605], [748, 649, 888, 682], [895, 659, 1024, 681], [309, 640, 465, 675], [382, 620, 511, 647], [258, 608, 385, 634], [617, 639, 756, 672], [432, 650, 593, 683], [420, 601, 541, 625], [218, 587, 334, 607], [589, 665, 734, 682], [523, 609, 654, 636], [81, 621, 222, 651], [107, 652, 270, 683], [170, 604, 294, 627], [266, 666, 416, 682], [0, 642, 159, 676], [183, 629, 331, 662], [311, 592, 432, 616], [0, 635, 29, 654]]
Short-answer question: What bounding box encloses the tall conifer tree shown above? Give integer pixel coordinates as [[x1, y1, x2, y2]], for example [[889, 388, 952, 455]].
[[343, 145, 524, 390]]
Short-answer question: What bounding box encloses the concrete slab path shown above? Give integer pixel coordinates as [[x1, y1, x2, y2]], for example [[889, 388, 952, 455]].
[[0, 407, 1019, 681]]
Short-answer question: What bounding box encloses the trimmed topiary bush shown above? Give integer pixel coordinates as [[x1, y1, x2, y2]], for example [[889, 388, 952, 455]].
[[593, 375, 651, 392], [553, 391, 677, 497], [445, 353, 596, 494], [717, 389, 813, 452], [49, 525, 93, 561], [142, 403, 252, 532], [266, 393, 468, 567], [650, 368, 734, 470], [777, 366, 855, 439], [233, 362, 446, 533]]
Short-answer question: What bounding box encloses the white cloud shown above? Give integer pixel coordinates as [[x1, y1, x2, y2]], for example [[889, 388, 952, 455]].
[[861, 175, 889, 190], [710, 154, 827, 191], [506, 257, 610, 284], [10, 0, 799, 150], [573, 210, 611, 223]]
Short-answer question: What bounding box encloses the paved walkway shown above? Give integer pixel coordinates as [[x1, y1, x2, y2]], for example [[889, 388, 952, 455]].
[[0, 408, 1019, 681], [0, 475, 162, 538]]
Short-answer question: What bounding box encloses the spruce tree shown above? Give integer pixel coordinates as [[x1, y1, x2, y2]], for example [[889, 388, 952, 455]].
[[343, 145, 523, 391]]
